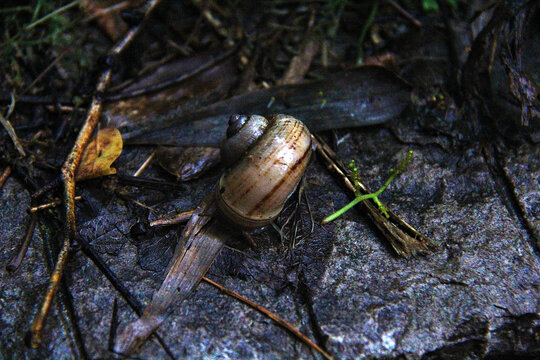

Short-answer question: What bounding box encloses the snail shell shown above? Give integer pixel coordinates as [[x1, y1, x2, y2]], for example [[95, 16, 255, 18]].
[[216, 114, 312, 228]]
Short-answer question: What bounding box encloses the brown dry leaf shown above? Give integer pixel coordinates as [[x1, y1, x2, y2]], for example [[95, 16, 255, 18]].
[[156, 145, 221, 181], [76, 127, 123, 181]]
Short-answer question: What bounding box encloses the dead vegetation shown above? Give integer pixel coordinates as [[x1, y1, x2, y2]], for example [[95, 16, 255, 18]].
[[0, 1, 538, 359]]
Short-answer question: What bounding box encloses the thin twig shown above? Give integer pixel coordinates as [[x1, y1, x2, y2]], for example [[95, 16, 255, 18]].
[[41, 224, 89, 359], [45, 104, 78, 112], [117, 174, 184, 192], [30, 0, 165, 348], [384, 0, 422, 27], [82, 1, 131, 24], [108, 298, 119, 352], [0, 166, 12, 190], [21, 46, 73, 96], [31, 176, 62, 199], [0, 5, 32, 13], [25, 0, 80, 30], [191, 0, 231, 40], [0, 94, 73, 105], [28, 196, 82, 213], [202, 277, 335, 360], [150, 210, 195, 227], [6, 213, 38, 272], [133, 149, 156, 177], [133, 149, 193, 225], [1, 96, 26, 156]]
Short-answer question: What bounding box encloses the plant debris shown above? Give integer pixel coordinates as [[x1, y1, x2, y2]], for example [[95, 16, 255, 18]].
[[76, 127, 123, 181], [0, 1, 538, 359]]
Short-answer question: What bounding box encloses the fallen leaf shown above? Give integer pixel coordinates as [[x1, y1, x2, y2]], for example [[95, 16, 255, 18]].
[[113, 66, 412, 146], [156, 145, 220, 181], [76, 127, 123, 181]]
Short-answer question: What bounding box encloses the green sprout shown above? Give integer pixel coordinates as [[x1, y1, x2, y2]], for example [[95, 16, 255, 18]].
[[321, 150, 413, 224]]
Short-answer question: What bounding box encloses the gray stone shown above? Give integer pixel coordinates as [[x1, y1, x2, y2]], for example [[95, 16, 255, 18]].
[[1, 118, 538, 359]]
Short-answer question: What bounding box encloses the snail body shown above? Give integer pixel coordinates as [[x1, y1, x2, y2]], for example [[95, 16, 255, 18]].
[[217, 114, 313, 228]]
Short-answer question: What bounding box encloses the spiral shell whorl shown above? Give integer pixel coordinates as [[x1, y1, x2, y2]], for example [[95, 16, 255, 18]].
[[220, 114, 269, 166]]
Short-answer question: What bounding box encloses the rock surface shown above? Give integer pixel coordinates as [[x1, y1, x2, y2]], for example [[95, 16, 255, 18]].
[[1, 113, 538, 359]]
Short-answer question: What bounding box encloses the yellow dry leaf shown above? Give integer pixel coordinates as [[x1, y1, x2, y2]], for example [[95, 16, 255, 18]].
[[76, 127, 123, 181]]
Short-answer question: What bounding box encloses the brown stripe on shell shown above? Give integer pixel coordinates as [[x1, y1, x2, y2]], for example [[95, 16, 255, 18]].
[[255, 120, 302, 179], [246, 137, 312, 216], [226, 119, 302, 203], [217, 115, 312, 227]]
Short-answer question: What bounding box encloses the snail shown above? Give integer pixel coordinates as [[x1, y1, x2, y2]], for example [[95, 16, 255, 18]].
[[115, 114, 313, 354], [217, 114, 313, 227]]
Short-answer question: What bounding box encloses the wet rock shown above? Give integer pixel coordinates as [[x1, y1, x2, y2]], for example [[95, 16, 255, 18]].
[[1, 119, 538, 359]]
